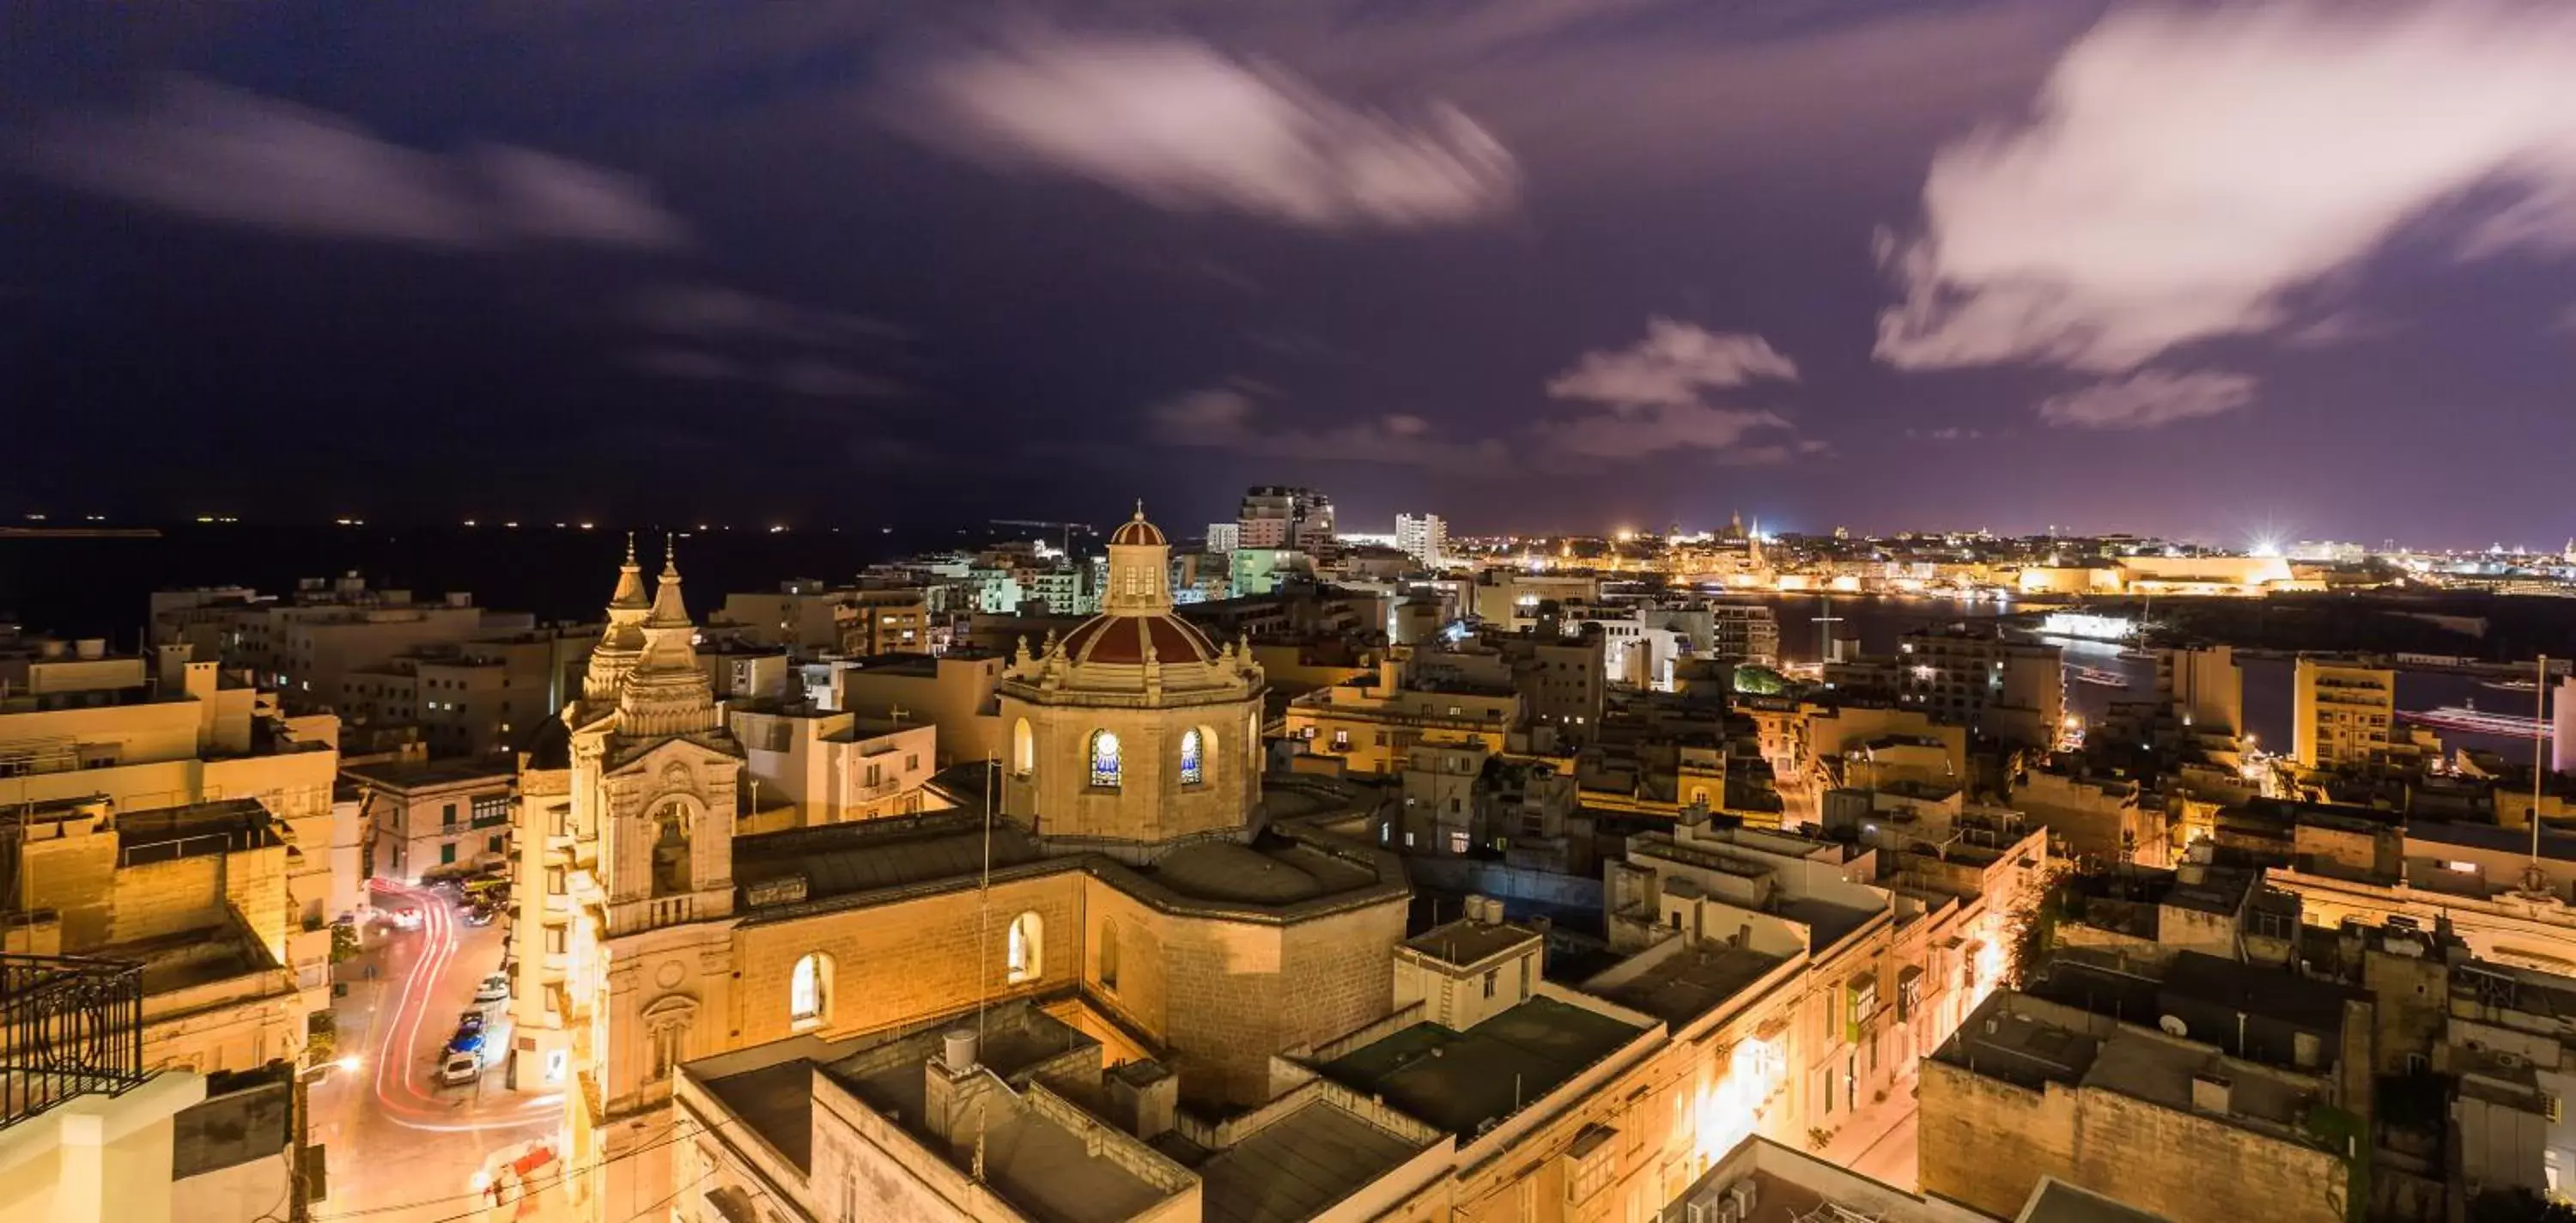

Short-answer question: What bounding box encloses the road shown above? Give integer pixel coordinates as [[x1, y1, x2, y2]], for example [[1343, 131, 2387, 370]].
[[306, 881, 564, 1222], [1848, 1107, 1918, 1190]]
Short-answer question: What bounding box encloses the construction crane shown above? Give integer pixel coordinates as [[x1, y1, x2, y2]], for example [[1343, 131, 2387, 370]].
[[988, 519, 1096, 557]]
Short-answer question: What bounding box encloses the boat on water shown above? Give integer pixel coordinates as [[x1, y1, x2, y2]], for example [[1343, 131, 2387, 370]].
[[2115, 648, 2158, 662], [2400, 704, 2550, 738], [2067, 665, 2129, 689], [2483, 678, 2541, 693]]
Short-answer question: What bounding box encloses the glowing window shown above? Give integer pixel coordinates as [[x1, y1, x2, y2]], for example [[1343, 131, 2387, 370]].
[[1090, 730, 1121, 788], [1012, 718, 1034, 777], [1179, 728, 1204, 786], [791, 953, 830, 1027], [1007, 911, 1043, 983]]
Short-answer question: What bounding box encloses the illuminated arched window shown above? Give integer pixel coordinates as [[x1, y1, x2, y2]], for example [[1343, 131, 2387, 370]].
[[1012, 718, 1035, 777], [1089, 730, 1121, 788], [791, 953, 832, 1029], [1007, 911, 1043, 983], [1178, 728, 1204, 787]]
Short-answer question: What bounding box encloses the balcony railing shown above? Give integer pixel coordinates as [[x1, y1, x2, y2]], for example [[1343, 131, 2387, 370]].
[[2, 954, 147, 1129]]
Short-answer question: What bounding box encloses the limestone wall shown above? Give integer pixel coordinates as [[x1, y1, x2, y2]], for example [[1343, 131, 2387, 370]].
[[731, 870, 1086, 1048], [1919, 1058, 2347, 1223]]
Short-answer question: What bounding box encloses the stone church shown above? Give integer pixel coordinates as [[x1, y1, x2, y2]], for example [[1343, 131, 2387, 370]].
[[506, 509, 1411, 1219]]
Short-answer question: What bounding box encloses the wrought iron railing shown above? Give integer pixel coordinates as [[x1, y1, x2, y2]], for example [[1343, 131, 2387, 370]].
[[1, 954, 148, 1129]]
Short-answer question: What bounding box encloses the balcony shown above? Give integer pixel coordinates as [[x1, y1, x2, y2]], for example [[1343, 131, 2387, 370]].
[[2, 954, 147, 1129]]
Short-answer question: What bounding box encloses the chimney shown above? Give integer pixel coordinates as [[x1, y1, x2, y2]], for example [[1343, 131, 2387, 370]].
[[2190, 1074, 2232, 1115], [922, 1029, 997, 1159], [1105, 1060, 1178, 1141]]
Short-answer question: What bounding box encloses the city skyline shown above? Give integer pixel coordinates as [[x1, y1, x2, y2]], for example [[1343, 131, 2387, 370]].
[[9, 2, 2576, 542]]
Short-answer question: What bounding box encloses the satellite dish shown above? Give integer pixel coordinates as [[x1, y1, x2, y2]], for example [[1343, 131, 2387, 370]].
[[2159, 1014, 2190, 1037]]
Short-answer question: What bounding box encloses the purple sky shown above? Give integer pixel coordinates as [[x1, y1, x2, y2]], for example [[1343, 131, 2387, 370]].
[[7, 1, 2575, 547]]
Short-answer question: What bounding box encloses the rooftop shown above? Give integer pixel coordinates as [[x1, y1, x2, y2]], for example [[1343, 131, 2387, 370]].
[[340, 755, 517, 792], [1941, 992, 2322, 1131], [1195, 1100, 1431, 1223], [2018, 1177, 2176, 1223], [1589, 941, 1792, 1027], [1315, 995, 1648, 1138], [1401, 917, 1542, 969], [114, 798, 280, 862]]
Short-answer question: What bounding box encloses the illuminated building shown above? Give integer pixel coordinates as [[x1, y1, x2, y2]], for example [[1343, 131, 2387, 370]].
[[1394, 512, 1448, 568], [1897, 628, 2065, 750], [509, 512, 1413, 1221], [2291, 658, 2395, 770]]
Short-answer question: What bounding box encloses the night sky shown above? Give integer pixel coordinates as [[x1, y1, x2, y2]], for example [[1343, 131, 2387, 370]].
[[8, 2, 2575, 545]]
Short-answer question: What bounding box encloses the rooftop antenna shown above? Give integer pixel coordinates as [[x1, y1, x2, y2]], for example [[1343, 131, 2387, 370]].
[[977, 752, 995, 1047], [2533, 655, 2550, 883]]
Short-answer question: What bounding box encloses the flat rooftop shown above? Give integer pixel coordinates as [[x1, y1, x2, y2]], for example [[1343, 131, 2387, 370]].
[[823, 1010, 1170, 1223], [2019, 1177, 2175, 1223], [700, 1058, 821, 1172], [340, 756, 516, 791], [109, 924, 280, 994], [733, 814, 1048, 909], [1316, 995, 1647, 1138], [1195, 1100, 1431, 1223], [1777, 898, 1879, 953], [1942, 994, 2319, 1130], [1402, 918, 1541, 969], [1589, 942, 1790, 1027], [115, 799, 280, 862]]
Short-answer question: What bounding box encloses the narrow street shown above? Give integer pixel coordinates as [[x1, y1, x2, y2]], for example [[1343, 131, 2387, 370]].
[[307, 882, 566, 1222], [1816, 1071, 1920, 1192]]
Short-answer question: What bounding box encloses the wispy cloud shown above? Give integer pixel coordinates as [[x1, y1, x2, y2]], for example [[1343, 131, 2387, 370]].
[[1542, 319, 1803, 459], [883, 28, 1518, 229], [1877, 3, 2576, 375], [2037, 369, 2256, 431], [27, 76, 688, 250], [1546, 319, 1797, 408], [1150, 385, 1512, 474], [631, 283, 908, 345]]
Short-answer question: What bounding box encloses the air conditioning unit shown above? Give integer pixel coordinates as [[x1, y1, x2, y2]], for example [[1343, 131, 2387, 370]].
[[1723, 1178, 1759, 1221]]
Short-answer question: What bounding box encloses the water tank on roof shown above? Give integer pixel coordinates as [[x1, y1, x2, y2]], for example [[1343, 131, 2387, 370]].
[[941, 1029, 980, 1072]]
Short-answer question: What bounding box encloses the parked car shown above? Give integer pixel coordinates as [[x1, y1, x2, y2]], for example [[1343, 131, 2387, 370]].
[[458, 1010, 487, 1035], [440, 1051, 482, 1086], [447, 1029, 486, 1058], [460, 905, 495, 928], [383, 908, 423, 932], [472, 975, 511, 1005]]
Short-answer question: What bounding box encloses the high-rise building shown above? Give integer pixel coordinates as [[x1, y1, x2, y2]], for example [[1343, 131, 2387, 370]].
[[1237, 485, 1334, 556], [1897, 627, 2064, 750], [1394, 513, 1448, 568], [1204, 521, 1240, 554], [2293, 658, 2395, 770]]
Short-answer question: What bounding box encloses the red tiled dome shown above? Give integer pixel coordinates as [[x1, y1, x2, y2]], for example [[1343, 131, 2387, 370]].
[[1110, 516, 1166, 546], [1060, 612, 1217, 666]]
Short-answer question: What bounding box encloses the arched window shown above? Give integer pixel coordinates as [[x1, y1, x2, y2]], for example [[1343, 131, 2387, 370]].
[[791, 953, 832, 1029], [1098, 921, 1121, 991], [1006, 911, 1043, 983], [1012, 718, 1035, 777], [650, 800, 692, 896], [1178, 728, 1204, 787], [1089, 730, 1121, 788]]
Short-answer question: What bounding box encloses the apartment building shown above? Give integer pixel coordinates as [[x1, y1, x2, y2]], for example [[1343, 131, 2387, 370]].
[[343, 756, 515, 881], [728, 702, 943, 830], [1897, 628, 2064, 749], [150, 574, 533, 712], [1284, 660, 1520, 775], [2293, 658, 2397, 770]]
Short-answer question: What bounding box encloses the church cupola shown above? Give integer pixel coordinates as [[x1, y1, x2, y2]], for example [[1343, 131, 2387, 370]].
[[1102, 502, 1173, 614], [583, 534, 653, 704]]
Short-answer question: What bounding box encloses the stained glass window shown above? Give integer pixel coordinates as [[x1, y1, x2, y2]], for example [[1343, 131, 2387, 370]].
[[1090, 730, 1121, 788], [1179, 728, 1204, 786]]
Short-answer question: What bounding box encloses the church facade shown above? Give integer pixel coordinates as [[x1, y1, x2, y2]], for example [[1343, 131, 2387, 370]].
[[507, 510, 1412, 1220]]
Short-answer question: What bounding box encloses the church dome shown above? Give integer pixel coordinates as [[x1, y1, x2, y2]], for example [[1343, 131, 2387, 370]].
[[1060, 611, 1218, 666], [1109, 504, 1166, 547]]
